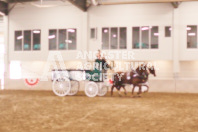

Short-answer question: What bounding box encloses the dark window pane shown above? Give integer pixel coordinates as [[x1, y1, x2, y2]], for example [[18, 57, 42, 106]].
[[141, 26, 149, 49], [15, 31, 22, 51], [68, 29, 76, 50], [151, 26, 159, 49], [187, 25, 197, 48], [58, 29, 66, 50], [111, 28, 118, 49], [165, 26, 171, 37], [119, 27, 127, 49], [90, 28, 96, 39], [102, 28, 109, 49], [49, 29, 57, 50], [33, 30, 41, 50], [24, 30, 31, 51], [132, 27, 140, 49]]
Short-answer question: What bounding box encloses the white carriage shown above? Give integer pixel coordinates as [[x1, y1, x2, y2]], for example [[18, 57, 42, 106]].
[[51, 69, 109, 97]]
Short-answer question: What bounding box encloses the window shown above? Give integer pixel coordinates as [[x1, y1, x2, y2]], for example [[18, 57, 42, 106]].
[[90, 28, 97, 39], [49, 29, 57, 50], [151, 26, 159, 49], [102, 27, 127, 49], [24, 30, 31, 51], [120, 27, 127, 49], [33, 30, 41, 50], [187, 25, 197, 48], [49, 28, 77, 50], [141, 26, 149, 49], [15, 31, 22, 51], [14, 30, 41, 51], [132, 26, 159, 49], [111, 28, 118, 49], [68, 29, 77, 50], [132, 27, 140, 49], [102, 28, 109, 49], [58, 29, 66, 50], [165, 26, 171, 37]]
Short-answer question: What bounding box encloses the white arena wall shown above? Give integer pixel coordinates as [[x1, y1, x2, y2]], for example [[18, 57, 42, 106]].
[[1, 1, 198, 93]]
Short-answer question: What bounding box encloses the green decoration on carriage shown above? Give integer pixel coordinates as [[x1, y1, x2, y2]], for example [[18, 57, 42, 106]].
[[85, 59, 103, 82]]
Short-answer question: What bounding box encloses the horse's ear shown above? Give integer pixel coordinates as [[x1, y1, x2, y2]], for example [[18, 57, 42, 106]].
[[144, 62, 148, 67]]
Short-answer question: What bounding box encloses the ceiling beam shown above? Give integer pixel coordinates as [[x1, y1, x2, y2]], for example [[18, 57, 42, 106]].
[[0, 1, 8, 15], [6, 0, 39, 3], [100, 0, 198, 5], [68, 0, 87, 11]]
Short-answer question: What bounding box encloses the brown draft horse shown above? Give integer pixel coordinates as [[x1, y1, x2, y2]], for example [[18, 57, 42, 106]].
[[110, 64, 156, 97]]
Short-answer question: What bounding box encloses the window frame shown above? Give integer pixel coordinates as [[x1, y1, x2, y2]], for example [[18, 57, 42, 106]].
[[14, 30, 41, 51], [165, 26, 172, 37], [48, 28, 77, 51], [102, 27, 127, 50], [186, 25, 198, 49], [90, 28, 97, 39], [132, 26, 159, 50]]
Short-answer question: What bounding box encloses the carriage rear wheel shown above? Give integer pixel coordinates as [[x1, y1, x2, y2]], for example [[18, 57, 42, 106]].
[[52, 77, 71, 97], [85, 82, 98, 97], [97, 83, 108, 96], [68, 80, 79, 96]]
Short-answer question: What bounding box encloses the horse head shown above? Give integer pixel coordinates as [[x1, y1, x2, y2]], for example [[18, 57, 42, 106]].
[[148, 66, 156, 77], [136, 63, 148, 75]]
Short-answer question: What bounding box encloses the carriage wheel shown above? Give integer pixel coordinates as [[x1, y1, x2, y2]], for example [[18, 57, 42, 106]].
[[97, 83, 108, 96], [85, 82, 98, 97], [52, 77, 71, 97], [68, 80, 79, 96]]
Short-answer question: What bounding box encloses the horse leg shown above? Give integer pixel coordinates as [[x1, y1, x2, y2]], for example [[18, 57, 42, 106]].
[[117, 86, 122, 97], [123, 86, 127, 96], [137, 85, 142, 97], [144, 85, 149, 93], [111, 85, 114, 96], [132, 85, 135, 95], [131, 85, 136, 97]]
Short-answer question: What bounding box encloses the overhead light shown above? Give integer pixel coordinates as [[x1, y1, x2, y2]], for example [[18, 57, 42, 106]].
[[68, 29, 75, 33], [17, 36, 23, 40], [154, 33, 159, 36], [31, 0, 58, 8], [141, 27, 149, 30], [104, 29, 108, 33], [186, 27, 192, 30], [48, 35, 55, 39], [33, 30, 40, 34], [188, 33, 196, 36], [113, 34, 117, 38], [91, 0, 99, 6], [65, 40, 72, 43]]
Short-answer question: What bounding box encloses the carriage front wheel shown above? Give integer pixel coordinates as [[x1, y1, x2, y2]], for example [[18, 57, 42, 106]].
[[52, 77, 71, 97], [85, 82, 98, 97]]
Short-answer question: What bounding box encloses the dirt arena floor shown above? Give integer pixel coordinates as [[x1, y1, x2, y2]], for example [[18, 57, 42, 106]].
[[0, 90, 198, 132]]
